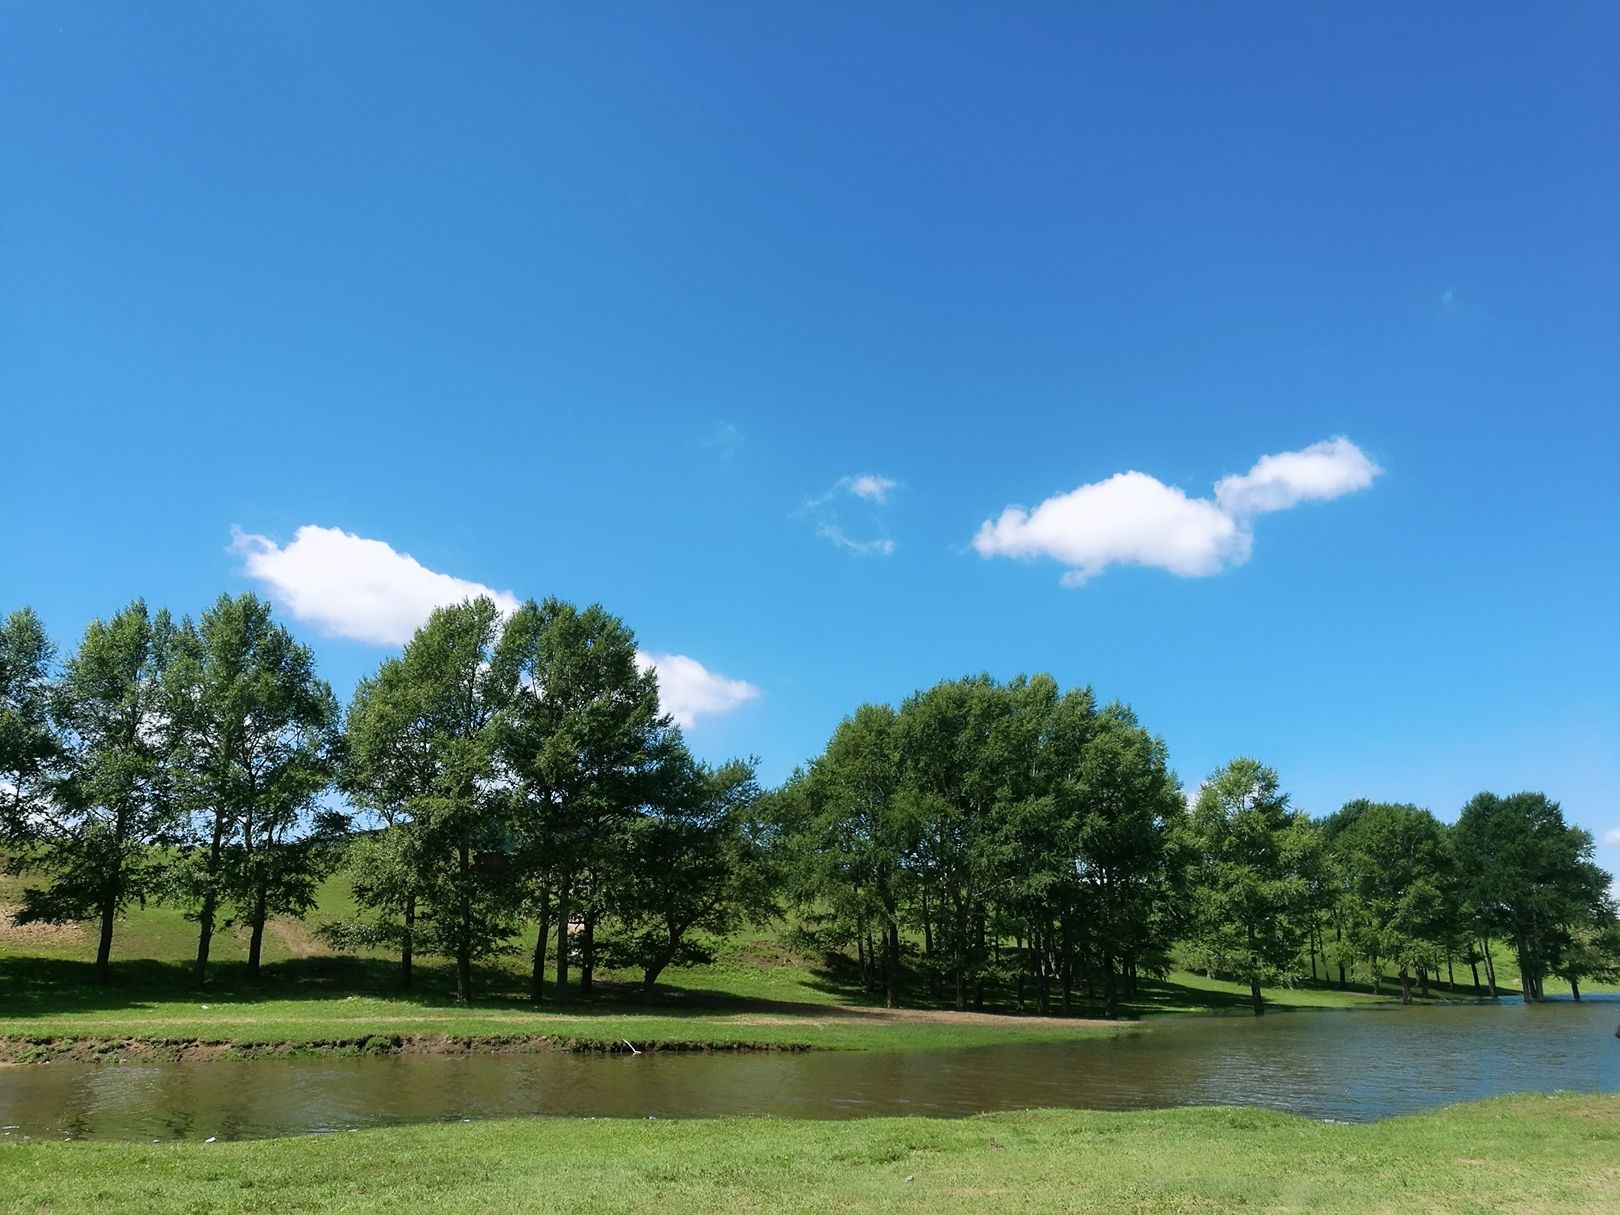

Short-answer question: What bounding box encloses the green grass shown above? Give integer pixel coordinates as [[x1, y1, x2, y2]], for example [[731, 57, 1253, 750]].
[[5, 869, 1606, 1058], [3, 1093, 1616, 1214]]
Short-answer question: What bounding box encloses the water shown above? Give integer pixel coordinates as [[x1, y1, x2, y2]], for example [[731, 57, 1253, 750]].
[[2, 998, 1615, 1140]]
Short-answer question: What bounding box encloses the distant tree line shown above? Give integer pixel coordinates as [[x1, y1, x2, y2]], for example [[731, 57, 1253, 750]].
[[773, 679, 1619, 1015], [3, 599, 1616, 1011]]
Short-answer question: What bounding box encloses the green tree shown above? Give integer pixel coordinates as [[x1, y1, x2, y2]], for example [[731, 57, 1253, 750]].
[[0, 607, 62, 840], [336, 598, 515, 1003], [894, 675, 1017, 1011], [607, 750, 774, 997], [165, 594, 340, 983], [1181, 757, 1316, 1015], [1066, 704, 1186, 1017], [336, 660, 436, 988], [1328, 801, 1452, 1002], [11, 601, 178, 983], [781, 703, 912, 1007], [493, 598, 666, 1002], [1453, 791, 1611, 1001]]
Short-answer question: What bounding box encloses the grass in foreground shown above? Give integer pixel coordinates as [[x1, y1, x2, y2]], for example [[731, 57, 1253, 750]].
[[3, 1094, 1617, 1214]]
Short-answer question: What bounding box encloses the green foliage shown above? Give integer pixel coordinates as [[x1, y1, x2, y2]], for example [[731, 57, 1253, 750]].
[[778, 674, 1186, 1016], [1179, 757, 1318, 1013], [10, 601, 179, 982], [606, 752, 776, 992], [338, 598, 518, 1002], [0, 606, 62, 841], [163, 593, 340, 983], [1325, 800, 1454, 1001], [1453, 791, 1611, 1000]]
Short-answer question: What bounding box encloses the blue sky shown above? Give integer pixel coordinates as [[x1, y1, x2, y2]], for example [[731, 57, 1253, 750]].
[[3, 6, 1617, 864]]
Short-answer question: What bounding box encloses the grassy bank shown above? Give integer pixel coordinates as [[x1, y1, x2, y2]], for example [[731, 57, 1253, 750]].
[[2, 1094, 1616, 1214], [3, 872, 1596, 1059]]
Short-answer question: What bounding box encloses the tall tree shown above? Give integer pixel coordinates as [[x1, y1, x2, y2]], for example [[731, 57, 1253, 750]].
[[11, 602, 177, 983], [337, 598, 514, 1003], [1454, 791, 1610, 1001], [1065, 703, 1186, 1017], [607, 749, 775, 997], [785, 703, 911, 1007], [894, 675, 1017, 1011], [1180, 757, 1316, 1015], [337, 661, 436, 988], [0, 607, 62, 841], [494, 598, 666, 1002], [1328, 801, 1452, 1003], [165, 594, 340, 983]]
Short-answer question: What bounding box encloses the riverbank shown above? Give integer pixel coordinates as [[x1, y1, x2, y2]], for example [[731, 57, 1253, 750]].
[[5, 874, 1599, 1061], [3, 1093, 1616, 1213]]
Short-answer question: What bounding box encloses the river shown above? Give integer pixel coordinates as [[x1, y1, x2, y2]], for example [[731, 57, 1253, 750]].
[[2, 998, 1615, 1140]]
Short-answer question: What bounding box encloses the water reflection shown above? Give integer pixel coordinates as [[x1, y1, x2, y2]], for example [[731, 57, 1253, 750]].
[[1, 998, 1614, 1141]]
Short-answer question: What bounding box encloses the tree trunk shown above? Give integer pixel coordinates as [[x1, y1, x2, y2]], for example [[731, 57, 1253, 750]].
[[1481, 938, 1497, 998], [884, 920, 900, 1010], [1417, 964, 1428, 999], [246, 883, 269, 980], [1399, 966, 1413, 1005], [193, 816, 227, 988], [95, 887, 117, 985], [554, 882, 571, 1004], [1569, 975, 1581, 1001], [455, 839, 472, 1005], [1103, 953, 1118, 1019], [1247, 922, 1264, 1015], [401, 893, 415, 990], [580, 907, 596, 995], [537, 887, 557, 1004]]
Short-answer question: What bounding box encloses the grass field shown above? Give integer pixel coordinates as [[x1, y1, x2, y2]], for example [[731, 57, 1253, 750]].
[[2, 1093, 1616, 1214], [2, 870, 1603, 1058]]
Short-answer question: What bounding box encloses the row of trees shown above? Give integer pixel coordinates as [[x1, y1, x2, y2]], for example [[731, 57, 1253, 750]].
[[1, 597, 768, 1001], [1, 598, 341, 985], [333, 595, 770, 1003], [776, 677, 1620, 1015], [5, 599, 1616, 1012]]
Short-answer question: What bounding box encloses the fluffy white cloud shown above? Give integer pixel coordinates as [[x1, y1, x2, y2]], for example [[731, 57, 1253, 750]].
[[1602, 827, 1620, 846], [232, 525, 519, 645], [235, 524, 760, 726], [1214, 437, 1383, 517], [637, 651, 761, 729], [974, 437, 1379, 585], [974, 472, 1247, 585]]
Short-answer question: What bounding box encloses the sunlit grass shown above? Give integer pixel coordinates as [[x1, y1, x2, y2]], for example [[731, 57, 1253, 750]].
[[3, 1094, 1616, 1214]]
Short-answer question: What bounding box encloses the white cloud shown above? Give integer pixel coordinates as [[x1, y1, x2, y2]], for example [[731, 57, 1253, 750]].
[[974, 437, 1380, 586], [233, 525, 520, 645], [1213, 437, 1382, 517], [235, 524, 760, 726], [636, 651, 761, 729], [1602, 827, 1620, 846], [847, 475, 898, 504], [817, 523, 897, 557], [802, 473, 901, 555]]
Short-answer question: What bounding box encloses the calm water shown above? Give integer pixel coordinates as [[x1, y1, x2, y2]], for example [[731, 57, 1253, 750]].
[[2, 998, 1615, 1140]]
